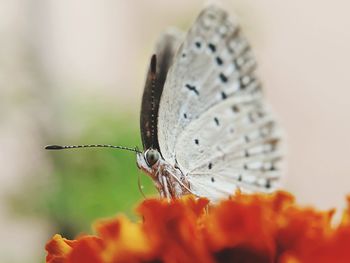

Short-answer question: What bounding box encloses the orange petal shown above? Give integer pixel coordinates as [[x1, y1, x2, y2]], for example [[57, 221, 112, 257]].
[[137, 197, 213, 263], [95, 215, 152, 262], [66, 236, 104, 263], [45, 234, 74, 263]]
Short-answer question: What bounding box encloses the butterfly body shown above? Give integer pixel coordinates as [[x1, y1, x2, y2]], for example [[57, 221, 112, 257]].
[[136, 149, 191, 199], [138, 5, 283, 201]]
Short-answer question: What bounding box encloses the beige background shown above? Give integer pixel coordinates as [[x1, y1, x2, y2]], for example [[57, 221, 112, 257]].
[[1, 0, 350, 262]]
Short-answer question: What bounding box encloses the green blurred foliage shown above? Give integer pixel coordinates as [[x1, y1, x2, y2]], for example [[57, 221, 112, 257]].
[[12, 99, 156, 239], [51, 103, 156, 238]]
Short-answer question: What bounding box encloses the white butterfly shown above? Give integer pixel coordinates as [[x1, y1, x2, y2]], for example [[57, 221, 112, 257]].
[[137, 5, 283, 201], [46, 5, 283, 202]]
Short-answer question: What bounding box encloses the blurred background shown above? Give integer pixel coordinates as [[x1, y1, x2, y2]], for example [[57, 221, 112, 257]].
[[1, 0, 350, 262]]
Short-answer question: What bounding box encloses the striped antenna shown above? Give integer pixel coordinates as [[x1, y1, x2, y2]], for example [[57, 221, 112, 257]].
[[45, 144, 141, 153]]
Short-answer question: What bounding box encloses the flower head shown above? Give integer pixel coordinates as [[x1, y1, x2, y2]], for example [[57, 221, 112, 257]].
[[46, 192, 350, 263]]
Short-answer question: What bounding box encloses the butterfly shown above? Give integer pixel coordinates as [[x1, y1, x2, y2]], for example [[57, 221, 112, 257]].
[[46, 5, 283, 202]]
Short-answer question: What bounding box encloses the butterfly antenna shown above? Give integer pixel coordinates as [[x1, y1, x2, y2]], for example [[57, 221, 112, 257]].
[[45, 144, 141, 153]]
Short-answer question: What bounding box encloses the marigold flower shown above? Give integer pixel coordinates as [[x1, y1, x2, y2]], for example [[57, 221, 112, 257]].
[[45, 192, 350, 263]]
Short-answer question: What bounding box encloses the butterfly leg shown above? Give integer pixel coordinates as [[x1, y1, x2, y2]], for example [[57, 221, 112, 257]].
[[152, 169, 165, 198], [162, 175, 171, 201]]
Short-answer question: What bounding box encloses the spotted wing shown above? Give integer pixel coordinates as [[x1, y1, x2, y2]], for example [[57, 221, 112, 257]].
[[157, 5, 283, 201]]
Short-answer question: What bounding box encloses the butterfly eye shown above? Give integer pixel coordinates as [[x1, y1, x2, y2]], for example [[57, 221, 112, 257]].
[[145, 149, 160, 167]]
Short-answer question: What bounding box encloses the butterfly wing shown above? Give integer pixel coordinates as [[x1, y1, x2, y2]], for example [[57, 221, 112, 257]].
[[140, 29, 184, 150], [176, 95, 282, 200], [157, 5, 283, 201]]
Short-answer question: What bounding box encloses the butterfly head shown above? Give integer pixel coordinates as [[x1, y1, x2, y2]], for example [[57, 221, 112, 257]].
[[136, 148, 161, 174]]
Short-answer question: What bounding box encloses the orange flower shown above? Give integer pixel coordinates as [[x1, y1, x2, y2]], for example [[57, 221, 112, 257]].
[[46, 234, 104, 263], [45, 192, 350, 263]]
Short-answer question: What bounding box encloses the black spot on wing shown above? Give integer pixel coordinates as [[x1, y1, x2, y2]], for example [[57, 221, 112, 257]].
[[219, 73, 228, 83], [185, 84, 199, 95], [232, 105, 240, 113], [194, 139, 199, 145], [221, 91, 227, 100], [208, 163, 213, 169], [211, 177, 215, 183], [214, 117, 219, 126], [208, 43, 216, 52], [195, 41, 201, 48], [216, 57, 223, 65]]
